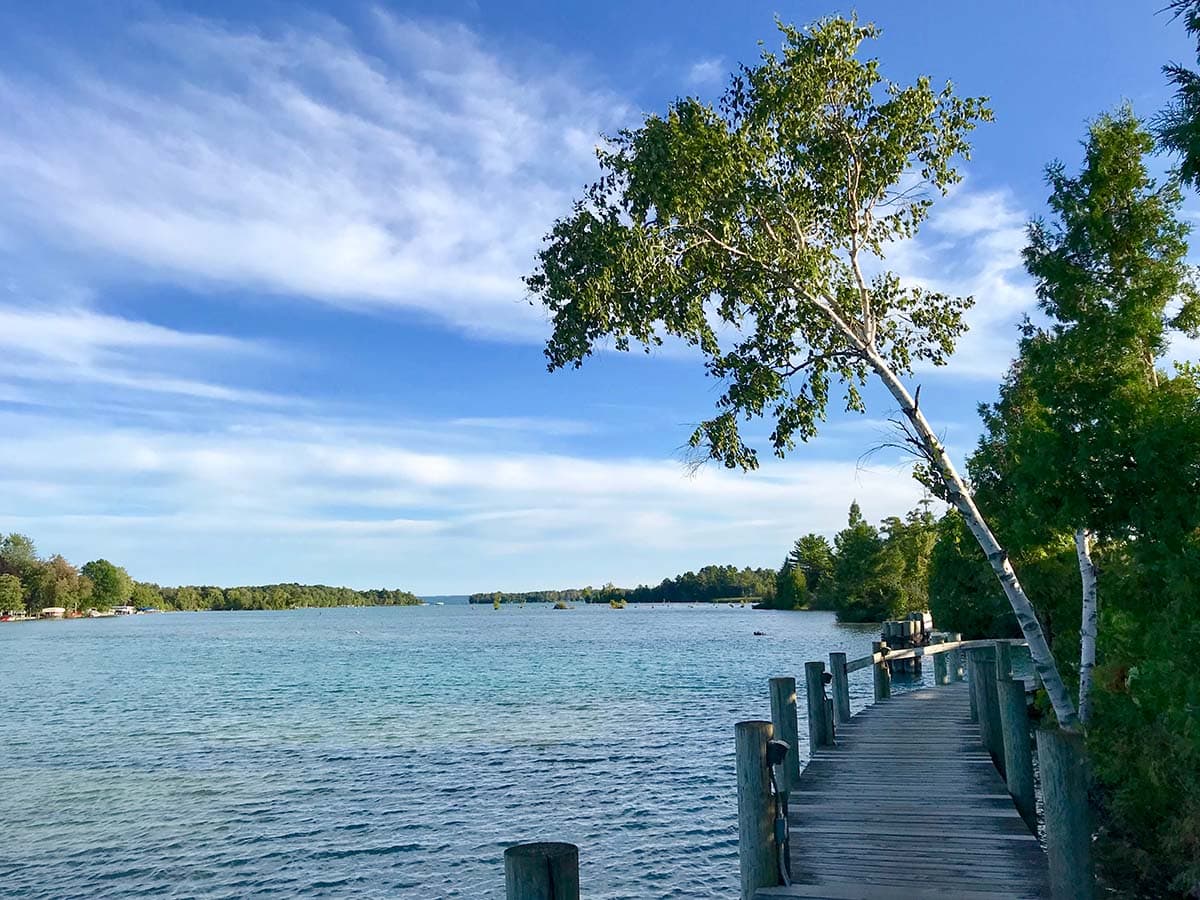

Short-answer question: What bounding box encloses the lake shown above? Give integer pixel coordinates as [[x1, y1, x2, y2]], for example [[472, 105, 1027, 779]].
[[0, 604, 926, 898]]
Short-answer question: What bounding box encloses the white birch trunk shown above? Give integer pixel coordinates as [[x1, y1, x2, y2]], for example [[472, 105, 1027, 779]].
[[863, 348, 1081, 729], [1074, 529, 1098, 726]]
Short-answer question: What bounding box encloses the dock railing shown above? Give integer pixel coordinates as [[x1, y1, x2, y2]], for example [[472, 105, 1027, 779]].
[[499, 633, 1093, 900], [736, 636, 1094, 900]]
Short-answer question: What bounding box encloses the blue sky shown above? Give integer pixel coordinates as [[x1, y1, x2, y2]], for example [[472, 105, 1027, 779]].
[[0, 1, 1196, 593]]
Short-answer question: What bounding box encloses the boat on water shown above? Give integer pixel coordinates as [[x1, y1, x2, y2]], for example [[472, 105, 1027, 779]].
[[435, 601, 445, 606], [113, 605, 136, 615]]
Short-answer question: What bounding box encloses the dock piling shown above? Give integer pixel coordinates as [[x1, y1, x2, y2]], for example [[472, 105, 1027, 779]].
[[804, 661, 832, 750], [871, 642, 890, 701], [768, 677, 801, 794], [949, 632, 964, 682], [1036, 728, 1094, 900], [504, 842, 580, 900], [996, 667, 1036, 831], [933, 651, 948, 686], [828, 652, 851, 723], [735, 720, 779, 900]]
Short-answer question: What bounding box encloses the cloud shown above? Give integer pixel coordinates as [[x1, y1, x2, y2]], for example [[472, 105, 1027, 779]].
[[447, 416, 598, 436], [887, 184, 1036, 380], [0, 408, 926, 591], [0, 301, 288, 406], [686, 57, 726, 86], [0, 13, 627, 339]]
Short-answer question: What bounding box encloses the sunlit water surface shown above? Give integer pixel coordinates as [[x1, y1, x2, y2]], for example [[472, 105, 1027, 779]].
[[1, 604, 927, 898]]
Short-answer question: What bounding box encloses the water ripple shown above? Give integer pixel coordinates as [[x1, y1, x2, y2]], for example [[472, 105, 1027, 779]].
[[0, 606, 910, 898]]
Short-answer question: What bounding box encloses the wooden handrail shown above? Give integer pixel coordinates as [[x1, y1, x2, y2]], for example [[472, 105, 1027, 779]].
[[839, 638, 1028, 673]]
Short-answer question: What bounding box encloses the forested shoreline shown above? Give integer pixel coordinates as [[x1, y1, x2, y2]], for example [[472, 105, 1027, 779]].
[[0, 534, 420, 614], [469, 564, 777, 605]]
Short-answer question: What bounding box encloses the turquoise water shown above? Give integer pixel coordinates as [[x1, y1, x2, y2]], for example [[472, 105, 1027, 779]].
[[0, 605, 912, 898]]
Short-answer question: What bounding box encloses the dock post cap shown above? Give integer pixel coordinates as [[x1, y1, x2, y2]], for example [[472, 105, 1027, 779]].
[[504, 842, 578, 861]]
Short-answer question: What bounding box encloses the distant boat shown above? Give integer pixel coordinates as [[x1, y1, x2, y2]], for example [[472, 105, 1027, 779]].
[[113, 606, 136, 616], [435, 601, 445, 606]]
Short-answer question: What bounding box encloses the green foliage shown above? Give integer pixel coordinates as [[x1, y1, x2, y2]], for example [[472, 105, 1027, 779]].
[[470, 565, 778, 606], [31, 556, 92, 614], [964, 105, 1200, 895], [1086, 541, 1200, 895], [80, 559, 132, 609], [787, 534, 835, 597], [0, 574, 22, 614], [1157, 1, 1200, 188], [527, 17, 990, 470], [0, 533, 39, 584], [928, 512, 1012, 638], [771, 503, 936, 622], [829, 503, 883, 619], [158, 583, 420, 611], [771, 563, 807, 610], [0, 534, 421, 614], [130, 582, 163, 609], [763, 533, 835, 610]]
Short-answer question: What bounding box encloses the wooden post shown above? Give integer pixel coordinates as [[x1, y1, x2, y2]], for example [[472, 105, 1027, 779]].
[[994, 641, 1013, 680], [966, 650, 979, 722], [933, 651, 948, 686], [804, 661, 830, 750], [975, 652, 1004, 775], [823, 696, 836, 745], [735, 720, 778, 900], [828, 651, 852, 723], [1036, 728, 1094, 900], [949, 633, 964, 682], [505, 842, 580, 900], [769, 677, 801, 794], [996, 673, 1036, 832], [871, 642, 890, 701]]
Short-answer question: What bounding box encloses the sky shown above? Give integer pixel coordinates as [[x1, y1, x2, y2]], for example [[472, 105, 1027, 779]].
[[0, 1, 1196, 593]]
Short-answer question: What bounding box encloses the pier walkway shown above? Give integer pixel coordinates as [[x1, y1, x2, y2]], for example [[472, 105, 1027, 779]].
[[758, 682, 1049, 900]]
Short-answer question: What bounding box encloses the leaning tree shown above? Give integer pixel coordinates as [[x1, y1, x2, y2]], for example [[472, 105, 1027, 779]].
[[526, 18, 1078, 726]]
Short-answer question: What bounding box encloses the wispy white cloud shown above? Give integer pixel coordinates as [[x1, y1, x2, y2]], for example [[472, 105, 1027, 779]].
[[447, 415, 598, 436], [0, 302, 288, 406], [0, 408, 926, 591], [887, 183, 1036, 380], [686, 57, 725, 86], [0, 13, 627, 338]]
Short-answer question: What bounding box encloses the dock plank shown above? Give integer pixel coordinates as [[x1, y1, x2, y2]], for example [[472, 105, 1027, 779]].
[[756, 682, 1049, 899]]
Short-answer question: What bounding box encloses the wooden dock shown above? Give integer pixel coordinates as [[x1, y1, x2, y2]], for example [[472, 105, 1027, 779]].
[[757, 681, 1049, 900], [501, 634, 1094, 900]]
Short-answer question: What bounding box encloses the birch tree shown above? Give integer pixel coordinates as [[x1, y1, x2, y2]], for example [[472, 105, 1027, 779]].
[[526, 18, 1082, 726], [973, 109, 1200, 724]]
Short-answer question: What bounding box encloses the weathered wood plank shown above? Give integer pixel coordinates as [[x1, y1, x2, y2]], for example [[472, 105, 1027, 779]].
[[756, 682, 1049, 900]]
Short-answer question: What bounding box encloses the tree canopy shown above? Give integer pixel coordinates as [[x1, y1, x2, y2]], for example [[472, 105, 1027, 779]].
[[1157, 1, 1200, 187], [529, 17, 989, 469], [528, 16, 1076, 727]]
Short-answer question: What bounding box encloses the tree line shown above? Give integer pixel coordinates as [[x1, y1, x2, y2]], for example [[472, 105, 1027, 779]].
[[526, 8, 1200, 893], [0, 533, 420, 614], [764, 501, 937, 623], [469, 564, 778, 605]]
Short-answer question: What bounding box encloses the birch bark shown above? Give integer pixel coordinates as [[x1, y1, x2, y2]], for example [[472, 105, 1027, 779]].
[[1075, 529, 1099, 725], [863, 347, 1081, 729]]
